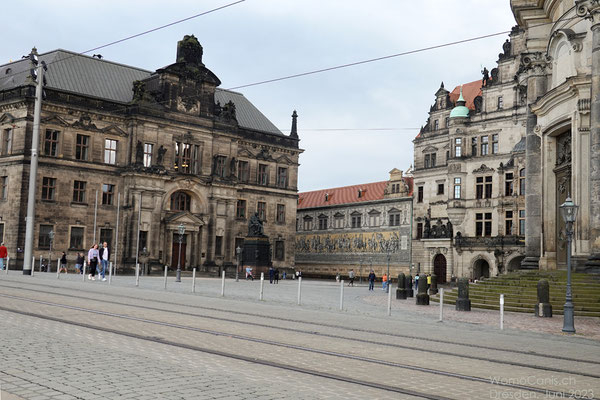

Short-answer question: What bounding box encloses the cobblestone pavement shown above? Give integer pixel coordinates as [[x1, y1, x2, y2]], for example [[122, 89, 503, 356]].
[[0, 272, 598, 400]]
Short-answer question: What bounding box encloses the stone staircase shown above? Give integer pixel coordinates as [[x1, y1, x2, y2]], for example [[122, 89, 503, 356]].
[[430, 270, 600, 317]]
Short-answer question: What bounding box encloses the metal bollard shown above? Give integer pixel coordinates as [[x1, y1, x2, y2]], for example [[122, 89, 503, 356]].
[[32, 256, 36, 277], [39, 255, 42, 272], [297, 276, 302, 305], [5, 256, 9, 273], [500, 294, 504, 330], [82, 262, 86, 281], [56, 258, 60, 279], [260, 272, 264, 300], [108, 261, 113, 285], [135, 263, 140, 287], [387, 280, 392, 316], [221, 271, 225, 297], [163, 265, 168, 290], [192, 268, 197, 293], [339, 280, 344, 311], [439, 288, 444, 322]]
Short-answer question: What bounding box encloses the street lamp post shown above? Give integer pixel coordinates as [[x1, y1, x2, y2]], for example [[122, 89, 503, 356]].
[[560, 196, 578, 334], [175, 223, 185, 283], [386, 246, 391, 293], [48, 230, 54, 273], [236, 246, 242, 282]]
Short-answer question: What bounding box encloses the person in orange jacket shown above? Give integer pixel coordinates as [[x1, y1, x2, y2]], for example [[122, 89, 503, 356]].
[[382, 273, 388, 291]]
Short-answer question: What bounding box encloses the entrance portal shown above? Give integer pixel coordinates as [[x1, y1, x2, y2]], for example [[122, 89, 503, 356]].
[[554, 131, 571, 267], [172, 234, 187, 270], [433, 254, 447, 283], [473, 259, 490, 279]]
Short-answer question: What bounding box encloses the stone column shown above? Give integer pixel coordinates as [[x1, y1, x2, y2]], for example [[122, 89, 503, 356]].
[[521, 60, 547, 270], [578, 2, 600, 269]]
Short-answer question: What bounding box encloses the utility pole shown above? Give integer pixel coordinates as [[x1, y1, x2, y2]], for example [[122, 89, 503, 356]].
[[23, 48, 45, 275]]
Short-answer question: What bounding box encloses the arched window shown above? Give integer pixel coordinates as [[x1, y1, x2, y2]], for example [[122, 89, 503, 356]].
[[171, 191, 191, 211]]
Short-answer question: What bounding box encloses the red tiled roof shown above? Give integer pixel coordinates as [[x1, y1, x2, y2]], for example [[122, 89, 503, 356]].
[[449, 79, 482, 110], [298, 177, 413, 209]]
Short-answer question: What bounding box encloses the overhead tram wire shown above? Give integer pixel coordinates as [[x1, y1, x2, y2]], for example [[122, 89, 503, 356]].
[[0, 0, 246, 84]]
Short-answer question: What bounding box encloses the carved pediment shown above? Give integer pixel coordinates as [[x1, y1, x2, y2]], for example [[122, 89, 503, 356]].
[[41, 114, 70, 127], [101, 124, 128, 137], [256, 147, 275, 161], [237, 147, 254, 158], [275, 154, 294, 165], [164, 211, 205, 230], [422, 145, 438, 153], [0, 113, 16, 124], [472, 164, 494, 174]]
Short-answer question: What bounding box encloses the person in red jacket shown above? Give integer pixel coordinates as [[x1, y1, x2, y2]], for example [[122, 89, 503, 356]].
[[0, 242, 7, 271]]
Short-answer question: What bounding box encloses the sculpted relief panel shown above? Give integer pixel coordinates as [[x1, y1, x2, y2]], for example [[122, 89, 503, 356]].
[[296, 231, 402, 255]]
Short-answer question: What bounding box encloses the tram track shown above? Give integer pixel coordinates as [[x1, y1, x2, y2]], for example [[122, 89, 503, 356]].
[[1, 279, 598, 370], [0, 291, 596, 400]]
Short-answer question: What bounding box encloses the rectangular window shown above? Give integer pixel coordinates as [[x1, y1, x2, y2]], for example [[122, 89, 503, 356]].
[[69, 227, 84, 250], [0, 176, 7, 201], [276, 204, 285, 223], [477, 213, 493, 236], [42, 177, 56, 201], [424, 154, 430, 169], [99, 228, 113, 249], [334, 216, 344, 229], [257, 201, 266, 222], [215, 236, 223, 256], [38, 224, 54, 249], [505, 210, 513, 235], [143, 143, 153, 167], [236, 200, 247, 219], [498, 96, 504, 109], [485, 176, 493, 199], [471, 137, 477, 156], [417, 186, 424, 203], [102, 184, 114, 205], [369, 213, 380, 227], [437, 183, 444, 195], [180, 143, 191, 173], [238, 161, 249, 182], [445, 117, 450, 128], [519, 169, 525, 196], [492, 134, 499, 154], [434, 119, 439, 130], [192, 145, 201, 174], [44, 129, 59, 156], [275, 240, 285, 261], [519, 210, 525, 235], [351, 215, 362, 228], [1, 128, 13, 155], [505, 173, 514, 196], [0, 223, 4, 243], [476, 213, 483, 237], [214, 155, 226, 178], [318, 217, 328, 230], [481, 136, 489, 156], [389, 213, 401, 226], [258, 164, 268, 186], [417, 223, 423, 239], [455, 138, 462, 157], [303, 218, 312, 231], [431, 153, 436, 167], [277, 167, 288, 188], [104, 139, 117, 164], [485, 212, 492, 236], [72, 180, 86, 203], [476, 177, 484, 199], [454, 178, 461, 199], [75, 134, 89, 161]]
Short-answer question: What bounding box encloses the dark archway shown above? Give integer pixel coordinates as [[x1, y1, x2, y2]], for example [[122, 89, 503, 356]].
[[473, 259, 490, 279], [507, 256, 525, 272], [433, 254, 447, 283]]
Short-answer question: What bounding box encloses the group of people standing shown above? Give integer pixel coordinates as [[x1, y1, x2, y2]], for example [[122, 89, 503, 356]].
[[85, 242, 110, 281]]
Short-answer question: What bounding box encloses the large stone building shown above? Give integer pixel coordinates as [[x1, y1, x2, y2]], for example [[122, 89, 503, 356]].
[[511, 0, 600, 272], [412, 42, 528, 281], [0, 35, 301, 273], [295, 169, 413, 279]]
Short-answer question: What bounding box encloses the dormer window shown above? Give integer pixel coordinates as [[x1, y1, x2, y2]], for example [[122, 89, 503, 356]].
[[358, 189, 363, 198], [325, 193, 329, 202]]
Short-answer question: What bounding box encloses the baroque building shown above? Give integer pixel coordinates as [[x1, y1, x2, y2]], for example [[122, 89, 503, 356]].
[[0, 35, 301, 272], [511, 0, 600, 272], [412, 33, 529, 281], [295, 169, 413, 279]]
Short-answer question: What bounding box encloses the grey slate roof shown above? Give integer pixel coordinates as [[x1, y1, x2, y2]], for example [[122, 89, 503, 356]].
[[0, 49, 282, 135]]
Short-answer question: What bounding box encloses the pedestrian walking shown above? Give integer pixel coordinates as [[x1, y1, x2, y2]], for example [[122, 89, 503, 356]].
[[336, 273, 340, 282], [245, 267, 254, 280], [282, 271, 287, 280], [382, 273, 388, 291], [0, 242, 7, 271], [368, 270, 376, 291], [87, 244, 99, 280], [427, 274, 432, 290], [269, 266, 274, 284], [75, 252, 84, 274], [59, 252, 68, 274], [274, 268, 279, 284], [348, 269, 355, 286], [99, 242, 110, 281], [414, 274, 419, 291]]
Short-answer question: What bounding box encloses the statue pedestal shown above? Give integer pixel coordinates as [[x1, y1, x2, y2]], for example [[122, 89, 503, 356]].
[[242, 236, 271, 275]]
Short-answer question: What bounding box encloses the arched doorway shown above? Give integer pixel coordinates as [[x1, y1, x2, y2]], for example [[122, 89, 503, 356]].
[[473, 259, 490, 279], [507, 256, 525, 272], [433, 254, 447, 283]]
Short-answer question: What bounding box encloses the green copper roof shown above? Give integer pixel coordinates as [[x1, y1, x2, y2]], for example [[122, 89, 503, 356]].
[[450, 86, 469, 119]]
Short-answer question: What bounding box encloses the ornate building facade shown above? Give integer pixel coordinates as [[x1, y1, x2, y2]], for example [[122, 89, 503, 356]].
[[0, 35, 301, 273], [295, 169, 413, 278], [412, 36, 528, 281]]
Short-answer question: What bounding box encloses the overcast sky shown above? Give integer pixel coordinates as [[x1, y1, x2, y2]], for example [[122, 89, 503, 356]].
[[2, 0, 516, 192]]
